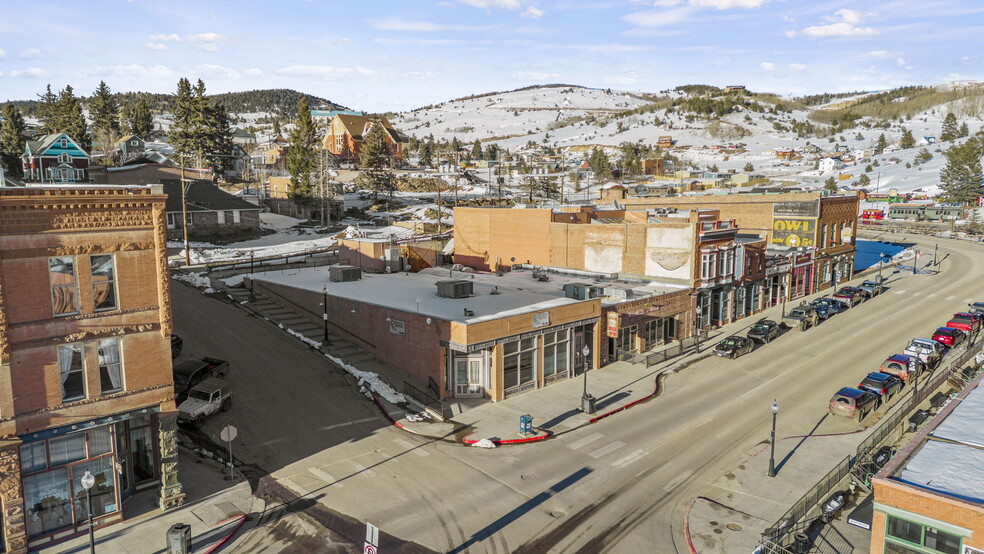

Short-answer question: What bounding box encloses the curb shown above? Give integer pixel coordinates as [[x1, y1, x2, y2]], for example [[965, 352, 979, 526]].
[[461, 428, 552, 445], [203, 514, 247, 554], [683, 497, 698, 554], [589, 378, 661, 424]]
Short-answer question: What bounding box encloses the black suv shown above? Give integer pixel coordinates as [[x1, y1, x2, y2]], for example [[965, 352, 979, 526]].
[[171, 334, 184, 359], [747, 319, 780, 343]]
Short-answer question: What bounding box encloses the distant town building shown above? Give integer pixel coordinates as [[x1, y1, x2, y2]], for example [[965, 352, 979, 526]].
[[21, 133, 91, 183], [321, 114, 406, 165]]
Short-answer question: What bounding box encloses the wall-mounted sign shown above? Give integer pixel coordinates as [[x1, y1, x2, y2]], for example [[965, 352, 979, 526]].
[[773, 201, 820, 218], [532, 312, 550, 329], [771, 217, 816, 247], [389, 319, 405, 335], [606, 312, 620, 338]]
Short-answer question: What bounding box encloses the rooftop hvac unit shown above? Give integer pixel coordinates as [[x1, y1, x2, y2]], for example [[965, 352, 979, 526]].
[[602, 286, 634, 300], [329, 265, 362, 282], [436, 279, 474, 299], [563, 283, 598, 300]]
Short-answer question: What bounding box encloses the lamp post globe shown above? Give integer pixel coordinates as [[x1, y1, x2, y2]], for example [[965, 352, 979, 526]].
[[81, 470, 96, 553]]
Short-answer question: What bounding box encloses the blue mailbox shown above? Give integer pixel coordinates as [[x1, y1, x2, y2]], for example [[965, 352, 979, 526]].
[[519, 414, 533, 436]]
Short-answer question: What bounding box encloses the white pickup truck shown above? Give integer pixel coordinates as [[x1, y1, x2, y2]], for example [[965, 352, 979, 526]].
[[903, 339, 946, 369], [178, 378, 231, 426]]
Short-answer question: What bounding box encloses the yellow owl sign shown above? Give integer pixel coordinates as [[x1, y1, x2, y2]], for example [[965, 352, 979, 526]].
[[771, 217, 816, 247]]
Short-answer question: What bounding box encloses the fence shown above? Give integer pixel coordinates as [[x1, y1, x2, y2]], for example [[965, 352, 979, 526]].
[[761, 455, 852, 546], [402, 380, 451, 421], [203, 251, 339, 276], [644, 330, 709, 367]]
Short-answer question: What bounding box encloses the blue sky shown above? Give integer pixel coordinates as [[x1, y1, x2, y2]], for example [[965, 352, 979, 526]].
[[0, 0, 981, 113]]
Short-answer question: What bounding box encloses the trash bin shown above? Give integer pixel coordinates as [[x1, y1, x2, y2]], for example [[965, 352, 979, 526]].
[[581, 394, 596, 414], [793, 531, 810, 554], [166, 523, 192, 554]]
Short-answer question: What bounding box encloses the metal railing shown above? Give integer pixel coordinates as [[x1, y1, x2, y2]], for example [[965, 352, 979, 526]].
[[762, 455, 852, 545], [402, 380, 450, 421], [644, 330, 708, 367], [203, 251, 339, 275]]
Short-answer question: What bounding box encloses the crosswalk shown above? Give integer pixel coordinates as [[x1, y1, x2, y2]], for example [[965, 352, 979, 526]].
[[565, 433, 649, 469]]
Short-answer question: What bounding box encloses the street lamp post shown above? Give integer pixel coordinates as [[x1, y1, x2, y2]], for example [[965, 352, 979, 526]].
[[81, 470, 96, 553], [249, 251, 255, 302], [580, 344, 594, 413], [322, 284, 329, 342], [768, 400, 779, 477], [933, 243, 938, 267]]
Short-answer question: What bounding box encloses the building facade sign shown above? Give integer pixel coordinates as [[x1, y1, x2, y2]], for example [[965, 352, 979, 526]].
[[388, 319, 405, 335], [772, 217, 816, 247], [532, 312, 550, 329], [606, 312, 620, 338], [773, 201, 820, 218]]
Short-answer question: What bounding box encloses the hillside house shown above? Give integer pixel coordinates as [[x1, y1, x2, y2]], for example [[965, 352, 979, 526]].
[[160, 179, 262, 239], [21, 133, 91, 183], [114, 134, 146, 156], [657, 136, 674, 148], [231, 128, 256, 148], [321, 114, 406, 165]]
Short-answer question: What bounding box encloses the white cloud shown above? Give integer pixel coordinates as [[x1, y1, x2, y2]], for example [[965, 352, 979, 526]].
[[370, 18, 494, 31], [653, 0, 683, 6], [521, 6, 545, 18], [81, 64, 174, 79], [858, 50, 893, 60], [512, 70, 561, 80], [623, 7, 691, 26], [801, 9, 877, 37], [402, 71, 436, 80], [146, 42, 168, 50], [788, 62, 806, 70], [457, 0, 521, 8], [18, 48, 42, 60], [10, 67, 49, 78], [603, 72, 640, 85], [760, 62, 776, 71], [276, 65, 374, 79], [959, 55, 978, 65], [149, 33, 181, 42], [325, 38, 352, 46], [784, 30, 796, 38], [186, 33, 231, 51], [194, 64, 241, 80], [896, 57, 914, 70], [689, 0, 770, 9], [0, 71, 3, 77], [243, 68, 264, 78]]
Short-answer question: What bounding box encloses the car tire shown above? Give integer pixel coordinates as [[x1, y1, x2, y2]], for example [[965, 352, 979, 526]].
[[194, 414, 205, 427], [731, 351, 737, 359], [221, 398, 231, 412]]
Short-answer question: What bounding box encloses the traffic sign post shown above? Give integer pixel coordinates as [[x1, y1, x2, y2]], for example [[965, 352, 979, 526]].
[[219, 425, 238, 481], [365, 522, 379, 553]]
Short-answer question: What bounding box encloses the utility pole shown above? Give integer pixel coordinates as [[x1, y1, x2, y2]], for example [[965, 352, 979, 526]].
[[180, 152, 191, 266]]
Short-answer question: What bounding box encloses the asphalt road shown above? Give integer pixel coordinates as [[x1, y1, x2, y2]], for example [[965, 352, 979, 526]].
[[170, 234, 984, 553]]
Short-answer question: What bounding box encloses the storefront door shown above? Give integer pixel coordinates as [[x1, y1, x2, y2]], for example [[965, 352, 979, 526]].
[[454, 358, 484, 397]]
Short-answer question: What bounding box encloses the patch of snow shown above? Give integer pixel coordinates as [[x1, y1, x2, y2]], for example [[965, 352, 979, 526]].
[[171, 272, 215, 293], [472, 439, 497, 448], [323, 352, 406, 404]]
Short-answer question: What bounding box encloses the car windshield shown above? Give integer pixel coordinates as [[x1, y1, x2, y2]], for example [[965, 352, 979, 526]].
[[791, 309, 806, 316], [751, 324, 768, 332], [188, 389, 211, 401], [720, 338, 740, 347], [173, 373, 189, 385]]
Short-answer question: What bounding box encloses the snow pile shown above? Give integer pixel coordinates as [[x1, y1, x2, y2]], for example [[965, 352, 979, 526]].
[[171, 272, 215, 293], [285, 327, 323, 349], [178, 235, 338, 266], [323, 352, 406, 404], [472, 439, 497, 449]]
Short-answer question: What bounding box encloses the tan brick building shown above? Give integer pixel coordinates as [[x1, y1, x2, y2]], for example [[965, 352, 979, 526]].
[[321, 114, 405, 165], [0, 186, 182, 552], [870, 372, 984, 553], [594, 190, 860, 294]]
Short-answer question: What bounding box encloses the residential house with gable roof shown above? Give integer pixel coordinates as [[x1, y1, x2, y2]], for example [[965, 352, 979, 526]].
[[160, 179, 261, 239], [321, 114, 406, 165], [21, 133, 91, 183]]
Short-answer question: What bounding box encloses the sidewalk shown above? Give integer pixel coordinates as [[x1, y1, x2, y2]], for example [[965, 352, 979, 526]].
[[38, 449, 258, 554]]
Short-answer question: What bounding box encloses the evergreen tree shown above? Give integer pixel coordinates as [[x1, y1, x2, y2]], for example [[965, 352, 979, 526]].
[[355, 120, 396, 200], [202, 102, 234, 175], [35, 85, 58, 133], [123, 97, 154, 136], [941, 112, 958, 142], [899, 129, 915, 149], [170, 78, 198, 163], [0, 103, 26, 178], [90, 81, 121, 161], [56, 85, 90, 151], [824, 176, 838, 193], [939, 137, 984, 205], [958, 121, 970, 138], [587, 147, 612, 180], [286, 97, 317, 200], [169, 78, 233, 174], [619, 142, 642, 176], [875, 133, 887, 155], [450, 136, 461, 152], [471, 139, 482, 159], [743, 162, 754, 172], [915, 148, 933, 164], [857, 173, 871, 188], [484, 143, 499, 161], [418, 141, 433, 168], [272, 119, 282, 137]]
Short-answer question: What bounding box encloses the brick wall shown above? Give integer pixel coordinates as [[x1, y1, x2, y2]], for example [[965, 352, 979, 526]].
[[872, 476, 984, 550]]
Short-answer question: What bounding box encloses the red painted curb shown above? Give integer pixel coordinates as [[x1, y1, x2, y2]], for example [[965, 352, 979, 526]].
[[461, 429, 551, 446], [683, 497, 698, 554], [203, 514, 247, 554], [588, 379, 661, 424]]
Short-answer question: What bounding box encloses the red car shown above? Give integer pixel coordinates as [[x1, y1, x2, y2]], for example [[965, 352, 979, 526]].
[[946, 313, 981, 334], [932, 327, 965, 348]]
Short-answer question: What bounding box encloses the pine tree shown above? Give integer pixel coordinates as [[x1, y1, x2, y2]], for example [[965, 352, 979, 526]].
[[56, 85, 90, 151], [170, 78, 197, 163], [619, 142, 641, 176], [899, 129, 915, 149], [35, 85, 58, 134], [941, 112, 958, 142], [355, 120, 396, 200], [272, 119, 282, 137], [743, 162, 754, 172], [123, 97, 154, 136], [587, 147, 612, 180], [824, 176, 838, 193], [90, 81, 121, 161], [418, 141, 433, 168], [286, 97, 317, 200], [0, 102, 27, 178], [202, 102, 234, 176], [450, 136, 461, 152], [958, 121, 970, 138], [471, 139, 482, 159], [940, 137, 984, 206], [875, 133, 887, 155], [857, 173, 871, 188], [169, 78, 232, 175]]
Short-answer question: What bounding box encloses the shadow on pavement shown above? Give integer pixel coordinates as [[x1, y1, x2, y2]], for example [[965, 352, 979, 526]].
[[774, 414, 829, 476]]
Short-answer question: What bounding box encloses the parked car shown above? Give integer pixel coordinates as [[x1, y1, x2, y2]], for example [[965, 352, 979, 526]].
[[747, 319, 781, 343], [879, 354, 925, 382], [829, 387, 880, 421], [903, 338, 946, 368], [784, 303, 820, 331], [857, 279, 885, 298], [714, 335, 756, 358], [810, 297, 842, 320], [173, 356, 230, 403], [858, 372, 904, 404], [177, 378, 232, 427], [968, 302, 984, 316], [833, 287, 864, 307], [171, 334, 183, 359], [946, 313, 981, 335], [932, 327, 965, 348]]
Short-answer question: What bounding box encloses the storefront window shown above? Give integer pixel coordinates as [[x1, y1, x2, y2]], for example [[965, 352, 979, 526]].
[[130, 427, 155, 482], [48, 435, 86, 468], [24, 468, 72, 538], [645, 319, 664, 350], [73, 457, 117, 520], [542, 330, 570, 381], [503, 337, 537, 392], [616, 325, 637, 357], [20, 442, 47, 475]]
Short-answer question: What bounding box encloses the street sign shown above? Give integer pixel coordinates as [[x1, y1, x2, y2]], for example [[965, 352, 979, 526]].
[[365, 522, 379, 553], [219, 425, 238, 442]]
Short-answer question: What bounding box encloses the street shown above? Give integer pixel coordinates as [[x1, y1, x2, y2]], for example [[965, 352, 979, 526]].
[[171, 234, 984, 553]]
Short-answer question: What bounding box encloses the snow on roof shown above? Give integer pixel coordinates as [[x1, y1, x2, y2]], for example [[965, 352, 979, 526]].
[[898, 379, 984, 502]]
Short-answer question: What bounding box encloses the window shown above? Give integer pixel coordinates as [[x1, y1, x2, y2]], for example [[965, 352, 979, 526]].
[[90, 255, 117, 312], [542, 330, 569, 381], [58, 344, 85, 402], [48, 435, 86, 468], [58, 152, 71, 163], [224, 210, 234, 224], [616, 325, 637, 356], [645, 319, 664, 349], [503, 337, 537, 392], [166, 213, 176, 228], [20, 442, 47, 474], [886, 515, 961, 554], [185, 213, 193, 226], [49, 257, 79, 316], [59, 138, 68, 148], [97, 338, 123, 395]]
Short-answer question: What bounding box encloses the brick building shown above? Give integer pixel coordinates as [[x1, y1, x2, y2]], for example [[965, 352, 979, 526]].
[[321, 114, 405, 165], [870, 372, 984, 553], [0, 185, 183, 552], [595, 190, 860, 295], [160, 179, 261, 240]]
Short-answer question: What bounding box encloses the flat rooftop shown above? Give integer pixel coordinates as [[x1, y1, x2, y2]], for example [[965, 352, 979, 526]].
[[252, 266, 685, 323], [895, 377, 984, 503]]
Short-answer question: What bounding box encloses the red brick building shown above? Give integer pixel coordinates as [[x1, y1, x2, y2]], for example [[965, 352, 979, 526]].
[[0, 185, 183, 552], [321, 114, 405, 165]]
